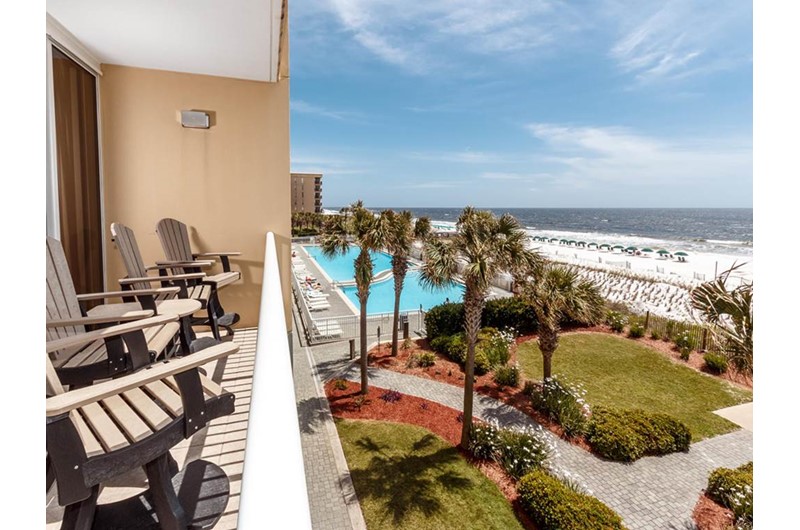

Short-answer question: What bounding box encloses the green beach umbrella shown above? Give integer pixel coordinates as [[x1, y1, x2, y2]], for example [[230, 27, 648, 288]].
[[674, 251, 689, 256], [599, 243, 610, 249], [625, 246, 637, 252], [656, 249, 670, 255], [588, 242, 598, 247], [568, 240, 577, 245], [612, 244, 624, 250], [641, 247, 654, 253], [577, 241, 586, 246]]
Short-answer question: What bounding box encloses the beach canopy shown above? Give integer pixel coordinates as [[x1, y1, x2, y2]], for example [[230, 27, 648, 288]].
[[568, 240, 576, 245], [625, 246, 637, 251], [656, 249, 670, 255], [599, 243, 611, 249], [588, 242, 598, 247], [641, 248, 653, 253], [612, 244, 624, 249], [577, 241, 586, 246], [674, 251, 689, 256]]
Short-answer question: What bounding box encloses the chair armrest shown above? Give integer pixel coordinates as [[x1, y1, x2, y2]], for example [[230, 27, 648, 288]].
[[46, 314, 178, 354], [75, 287, 180, 301], [47, 310, 154, 328], [147, 260, 214, 270], [193, 252, 241, 258], [118, 272, 206, 285], [46, 342, 239, 416]]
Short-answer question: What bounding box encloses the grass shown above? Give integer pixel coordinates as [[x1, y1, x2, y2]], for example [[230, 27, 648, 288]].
[[516, 332, 752, 440], [335, 419, 524, 530]]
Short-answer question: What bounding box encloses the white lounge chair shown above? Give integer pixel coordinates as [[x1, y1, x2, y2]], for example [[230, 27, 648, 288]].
[[313, 320, 343, 338]]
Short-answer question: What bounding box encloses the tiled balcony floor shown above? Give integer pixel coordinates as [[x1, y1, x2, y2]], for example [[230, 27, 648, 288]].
[[46, 329, 258, 530]]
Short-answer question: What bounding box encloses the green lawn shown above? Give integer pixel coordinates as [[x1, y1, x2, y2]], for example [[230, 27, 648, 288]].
[[516, 332, 752, 440], [335, 419, 523, 530]]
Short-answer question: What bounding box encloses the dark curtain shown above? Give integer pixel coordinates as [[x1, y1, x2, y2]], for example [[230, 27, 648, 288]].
[[52, 47, 104, 301]]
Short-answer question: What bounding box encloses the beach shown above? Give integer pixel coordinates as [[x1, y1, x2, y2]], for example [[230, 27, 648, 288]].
[[427, 219, 753, 323]]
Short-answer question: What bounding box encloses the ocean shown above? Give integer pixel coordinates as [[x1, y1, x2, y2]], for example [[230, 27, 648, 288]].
[[366, 208, 753, 258]]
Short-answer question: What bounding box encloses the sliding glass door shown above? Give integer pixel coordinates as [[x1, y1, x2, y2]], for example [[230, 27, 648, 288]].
[[47, 43, 104, 297]]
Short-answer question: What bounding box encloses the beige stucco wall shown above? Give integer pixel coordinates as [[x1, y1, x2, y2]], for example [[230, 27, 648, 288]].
[[99, 64, 291, 329]]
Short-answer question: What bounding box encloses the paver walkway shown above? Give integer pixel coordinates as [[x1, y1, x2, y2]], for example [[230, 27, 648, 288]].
[[333, 363, 752, 530], [292, 313, 367, 530]]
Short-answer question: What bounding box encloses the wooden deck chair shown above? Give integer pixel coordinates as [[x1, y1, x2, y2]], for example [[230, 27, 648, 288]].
[[110, 222, 234, 341], [47, 334, 238, 529], [155, 217, 241, 288], [47, 237, 186, 389], [155, 218, 241, 335]]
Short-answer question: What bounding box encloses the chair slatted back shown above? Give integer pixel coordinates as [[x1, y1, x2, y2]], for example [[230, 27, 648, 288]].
[[110, 223, 150, 290], [46, 237, 86, 343], [156, 218, 194, 263]]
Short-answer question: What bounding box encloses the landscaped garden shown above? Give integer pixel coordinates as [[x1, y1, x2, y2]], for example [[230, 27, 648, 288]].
[[515, 332, 752, 440]]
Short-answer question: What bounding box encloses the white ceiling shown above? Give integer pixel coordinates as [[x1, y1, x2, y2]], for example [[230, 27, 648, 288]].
[[46, 0, 282, 81]]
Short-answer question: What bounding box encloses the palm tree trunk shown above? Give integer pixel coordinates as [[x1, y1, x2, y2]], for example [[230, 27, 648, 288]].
[[460, 292, 484, 448], [391, 288, 401, 356], [538, 326, 559, 381], [359, 293, 369, 394]]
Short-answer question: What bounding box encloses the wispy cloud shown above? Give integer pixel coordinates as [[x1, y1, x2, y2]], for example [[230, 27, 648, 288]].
[[409, 150, 509, 164], [318, 0, 583, 73], [291, 99, 365, 122], [525, 122, 752, 184], [291, 153, 368, 176], [402, 181, 462, 189], [607, 0, 751, 85]]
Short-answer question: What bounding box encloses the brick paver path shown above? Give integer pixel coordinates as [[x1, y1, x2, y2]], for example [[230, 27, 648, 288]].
[[292, 316, 367, 530], [333, 363, 752, 530]]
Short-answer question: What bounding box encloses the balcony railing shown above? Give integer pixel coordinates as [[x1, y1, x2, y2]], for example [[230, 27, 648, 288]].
[[238, 232, 311, 528]]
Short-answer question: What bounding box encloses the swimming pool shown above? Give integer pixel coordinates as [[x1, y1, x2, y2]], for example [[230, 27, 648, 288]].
[[304, 246, 393, 282], [341, 271, 465, 314]]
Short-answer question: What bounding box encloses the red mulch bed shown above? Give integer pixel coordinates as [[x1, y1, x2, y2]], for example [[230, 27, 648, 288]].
[[325, 380, 539, 530], [692, 493, 736, 530]]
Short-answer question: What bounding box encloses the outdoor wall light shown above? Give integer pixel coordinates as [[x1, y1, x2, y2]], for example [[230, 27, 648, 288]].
[[180, 110, 211, 129]]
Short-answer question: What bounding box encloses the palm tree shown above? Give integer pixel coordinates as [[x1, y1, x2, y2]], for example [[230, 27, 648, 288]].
[[319, 200, 388, 393], [419, 207, 539, 447], [691, 264, 753, 374], [521, 262, 605, 381], [382, 211, 432, 357]]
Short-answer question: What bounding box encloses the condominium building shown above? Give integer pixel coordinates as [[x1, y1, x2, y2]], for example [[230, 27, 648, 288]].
[[291, 172, 323, 213]]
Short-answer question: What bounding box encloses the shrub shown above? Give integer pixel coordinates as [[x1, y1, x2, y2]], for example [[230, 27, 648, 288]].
[[417, 351, 436, 367], [627, 320, 645, 338], [402, 337, 413, 350], [703, 352, 728, 374], [468, 421, 501, 460], [649, 329, 662, 340], [479, 328, 514, 367], [496, 426, 553, 479], [587, 407, 691, 461], [353, 395, 368, 411], [332, 379, 348, 391], [674, 329, 696, 351], [429, 335, 452, 355], [679, 346, 691, 361], [447, 333, 467, 364], [707, 463, 753, 525], [606, 311, 627, 333], [473, 347, 491, 375], [378, 390, 402, 403], [493, 363, 520, 387], [517, 470, 626, 530], [425, 297, 542, 340], [424, 302, 465, 339], [522, 380, 537, 397], [530, 376, 590, 438]]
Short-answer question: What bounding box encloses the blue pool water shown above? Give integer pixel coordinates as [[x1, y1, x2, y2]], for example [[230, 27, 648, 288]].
[[304, 246, 393, 282], [341, 271, 465, 314]]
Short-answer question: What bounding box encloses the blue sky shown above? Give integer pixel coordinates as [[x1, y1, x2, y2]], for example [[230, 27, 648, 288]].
[[289, 1, 752, 208]]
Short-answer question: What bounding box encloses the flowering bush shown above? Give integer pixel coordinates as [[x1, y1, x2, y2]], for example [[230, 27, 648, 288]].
[[479, 328, 515, 367], [707, 462, 753, 526], [606, 311, 627, 333], [468, 421, 554, 479], [674, 329, 696, 351], [627, 320, 645, 339], [530, 376, 591, 438], [493, 363, 521, 388]]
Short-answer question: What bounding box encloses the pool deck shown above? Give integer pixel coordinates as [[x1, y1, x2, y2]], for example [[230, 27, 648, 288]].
[[294, 245, 360, 318]]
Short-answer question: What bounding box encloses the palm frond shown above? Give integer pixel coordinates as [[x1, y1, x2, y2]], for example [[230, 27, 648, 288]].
[[418, 239, 458, 291]]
